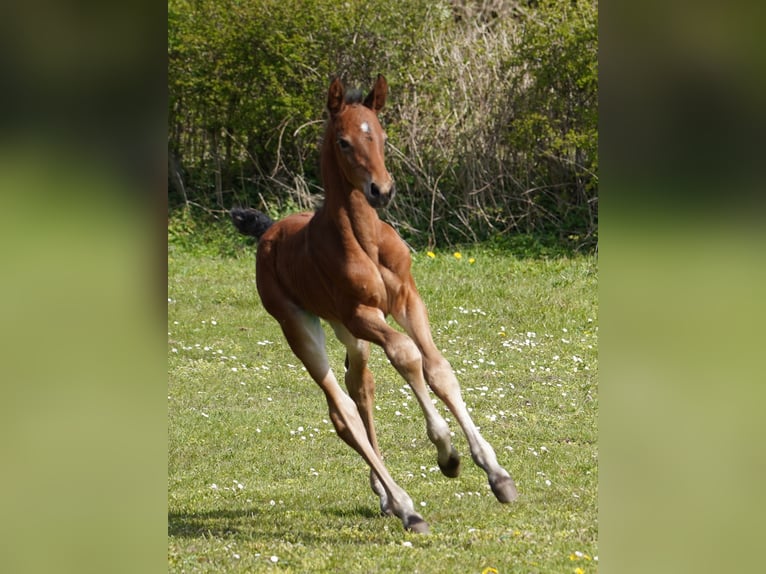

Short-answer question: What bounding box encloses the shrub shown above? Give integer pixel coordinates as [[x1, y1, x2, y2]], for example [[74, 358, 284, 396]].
[[168, 0, 597, 250]]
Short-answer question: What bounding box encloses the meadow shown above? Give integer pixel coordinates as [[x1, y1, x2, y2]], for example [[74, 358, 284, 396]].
[[168, 241, 597, 573]]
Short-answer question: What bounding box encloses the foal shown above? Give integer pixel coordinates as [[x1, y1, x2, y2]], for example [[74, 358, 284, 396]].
[[232, 75, 517, 533]]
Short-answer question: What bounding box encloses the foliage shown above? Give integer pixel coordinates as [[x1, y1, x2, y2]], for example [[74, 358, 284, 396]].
[[168, 0, 598, 249], [506, 0, 599, 240], [168, 206, 245, 258], [168, 242, 598, 571]]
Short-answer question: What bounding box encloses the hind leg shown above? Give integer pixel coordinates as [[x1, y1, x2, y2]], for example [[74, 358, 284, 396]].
[[331, 322, 393, 515], [275, 308, 428, 532]]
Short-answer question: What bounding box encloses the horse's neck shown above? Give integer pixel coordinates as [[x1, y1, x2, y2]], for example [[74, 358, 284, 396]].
[[344, 190, 381, 260], [318, 171, 381, 262], [316, 133, 382, 260]]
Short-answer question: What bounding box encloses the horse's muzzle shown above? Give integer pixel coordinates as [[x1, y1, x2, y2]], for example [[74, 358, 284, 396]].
[[367, 181, 395, 208]]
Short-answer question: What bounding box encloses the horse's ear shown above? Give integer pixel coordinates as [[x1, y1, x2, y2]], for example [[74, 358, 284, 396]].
[[327, 77, 345, 116], [363, 74, 388, 113]]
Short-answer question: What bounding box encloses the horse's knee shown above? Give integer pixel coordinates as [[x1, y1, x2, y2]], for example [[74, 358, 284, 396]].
[[387, 336, 423, 377], [423, 354, 457, 393]]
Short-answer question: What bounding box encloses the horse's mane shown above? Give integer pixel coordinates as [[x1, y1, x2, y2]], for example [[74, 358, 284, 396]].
[[344, 88, 364, 104]]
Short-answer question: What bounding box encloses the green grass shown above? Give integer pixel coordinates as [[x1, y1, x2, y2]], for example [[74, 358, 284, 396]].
[[168, 242, 598, 573]]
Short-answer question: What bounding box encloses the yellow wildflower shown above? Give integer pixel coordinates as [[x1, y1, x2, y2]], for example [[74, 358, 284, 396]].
[[426, 251, 435, 258], [574, 568, 585, 574], [453, 252, 462, 259], [468, 257, 476, 264], [482, 568, 498, 574]]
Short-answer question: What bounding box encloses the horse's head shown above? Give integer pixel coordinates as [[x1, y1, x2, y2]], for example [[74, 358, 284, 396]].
[[326, 75, 395, 208]]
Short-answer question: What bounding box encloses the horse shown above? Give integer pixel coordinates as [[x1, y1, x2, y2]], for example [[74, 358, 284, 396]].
[[231, 75, 517, 533]]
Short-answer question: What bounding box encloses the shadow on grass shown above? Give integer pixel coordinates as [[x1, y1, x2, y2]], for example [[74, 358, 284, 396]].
[[326, 504, 381, 520], [168, 508, 255, 538], [168, 504, 387, 542]]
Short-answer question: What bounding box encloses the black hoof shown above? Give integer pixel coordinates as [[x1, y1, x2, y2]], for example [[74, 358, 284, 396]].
[[404, 515, 430, 534], [438, 449, 462, 478], [490, 475, 519, 503]]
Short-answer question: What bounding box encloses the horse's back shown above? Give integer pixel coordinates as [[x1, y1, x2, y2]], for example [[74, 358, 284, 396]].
[[259, 212, 313, 243]]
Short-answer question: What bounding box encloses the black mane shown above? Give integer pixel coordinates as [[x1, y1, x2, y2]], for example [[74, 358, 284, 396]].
[[344, 88, 364, 104]]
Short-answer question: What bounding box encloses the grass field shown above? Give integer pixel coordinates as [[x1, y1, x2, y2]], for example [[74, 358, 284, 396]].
[[168, 241, 598, 573]]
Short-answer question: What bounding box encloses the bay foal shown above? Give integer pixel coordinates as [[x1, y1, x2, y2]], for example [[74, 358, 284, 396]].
[[232, 75, 517, 533]]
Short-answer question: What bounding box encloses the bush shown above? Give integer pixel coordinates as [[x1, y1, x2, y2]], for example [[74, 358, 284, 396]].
[[168, 0, 597, 250]]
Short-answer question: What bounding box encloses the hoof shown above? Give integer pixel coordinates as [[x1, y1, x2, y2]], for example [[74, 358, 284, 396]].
[[490, 475, 519, 503], [404, 515, 430, 534], [438, 450, 462, 478]]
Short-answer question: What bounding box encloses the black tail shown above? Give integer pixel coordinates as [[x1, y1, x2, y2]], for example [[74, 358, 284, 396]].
[[230, 207, 274, 240]]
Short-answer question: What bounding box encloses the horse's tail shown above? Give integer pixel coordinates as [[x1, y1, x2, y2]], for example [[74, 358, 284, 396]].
[[230, 207, 274, 240]]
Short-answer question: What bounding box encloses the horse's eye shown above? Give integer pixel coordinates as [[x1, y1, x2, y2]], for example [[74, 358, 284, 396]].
[[337, 138, 351, 150]]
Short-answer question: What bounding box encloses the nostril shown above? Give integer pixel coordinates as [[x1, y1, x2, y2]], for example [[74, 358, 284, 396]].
[[370, 183, 381, 197]]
